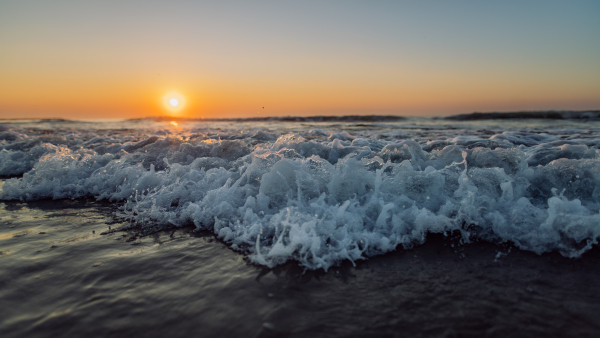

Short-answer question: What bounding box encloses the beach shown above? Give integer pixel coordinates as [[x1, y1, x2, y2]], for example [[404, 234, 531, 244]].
[[3, 1, 600, 336]]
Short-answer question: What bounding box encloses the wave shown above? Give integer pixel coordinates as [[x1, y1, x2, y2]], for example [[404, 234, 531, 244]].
[[136, 115, 407, 123], [444, 110, 600, 121], [1, 122, 599, 270]]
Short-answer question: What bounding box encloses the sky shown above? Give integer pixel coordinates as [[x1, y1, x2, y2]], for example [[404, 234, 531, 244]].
[[0, 0, 599, 119]]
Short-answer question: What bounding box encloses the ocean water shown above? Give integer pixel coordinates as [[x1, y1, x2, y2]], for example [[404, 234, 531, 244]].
[[1, 115, 600, 336], [2, 116, 600, 268]]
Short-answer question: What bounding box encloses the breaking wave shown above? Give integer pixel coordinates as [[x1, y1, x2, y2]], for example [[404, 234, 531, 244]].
[[1, 118, 599, 270]]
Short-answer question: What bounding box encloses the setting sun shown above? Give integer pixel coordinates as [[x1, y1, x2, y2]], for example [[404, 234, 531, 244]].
[[163, 92, 186, 115]]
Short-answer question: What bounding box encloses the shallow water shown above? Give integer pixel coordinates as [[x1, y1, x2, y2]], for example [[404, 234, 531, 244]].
[[1, 199, 599, 337]]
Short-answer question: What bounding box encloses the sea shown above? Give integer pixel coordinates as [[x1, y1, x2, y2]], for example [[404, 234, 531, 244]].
[[1, 114, 599, 337]]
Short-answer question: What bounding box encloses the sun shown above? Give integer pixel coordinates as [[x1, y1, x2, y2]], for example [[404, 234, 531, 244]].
[[163, 92, 186, 115]]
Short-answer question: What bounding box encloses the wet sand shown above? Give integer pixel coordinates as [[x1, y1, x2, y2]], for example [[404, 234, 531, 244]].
[[1, 199, 599, 338]]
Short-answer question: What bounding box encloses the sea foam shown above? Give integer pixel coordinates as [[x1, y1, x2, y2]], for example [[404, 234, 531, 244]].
[[1, 118, 599, 269]]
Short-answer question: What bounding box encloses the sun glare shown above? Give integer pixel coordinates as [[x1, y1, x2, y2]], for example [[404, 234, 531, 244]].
[[163, 92, 186, 115]]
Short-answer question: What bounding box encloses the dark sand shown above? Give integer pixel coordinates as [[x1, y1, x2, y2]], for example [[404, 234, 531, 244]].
[[1, 199, 599, 338]]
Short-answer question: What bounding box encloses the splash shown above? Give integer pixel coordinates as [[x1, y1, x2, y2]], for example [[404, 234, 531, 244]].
[[1, 118, 599, 269]]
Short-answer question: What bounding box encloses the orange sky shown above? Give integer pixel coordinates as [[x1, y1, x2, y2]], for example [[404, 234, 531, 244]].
[[1, 1, 599, 119]]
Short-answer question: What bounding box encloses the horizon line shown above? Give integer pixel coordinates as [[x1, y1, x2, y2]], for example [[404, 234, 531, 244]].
[[1, 109, 600, 123]]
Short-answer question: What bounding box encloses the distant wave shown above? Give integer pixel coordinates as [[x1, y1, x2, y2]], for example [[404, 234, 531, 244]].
[[0, 116, 406, 124], [0, 118, 76, 123], [137, 115, 407, 123], [445, 110, 600, 121]]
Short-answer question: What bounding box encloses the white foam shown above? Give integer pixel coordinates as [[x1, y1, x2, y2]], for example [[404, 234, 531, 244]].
[[1, 119, 600, 269]]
